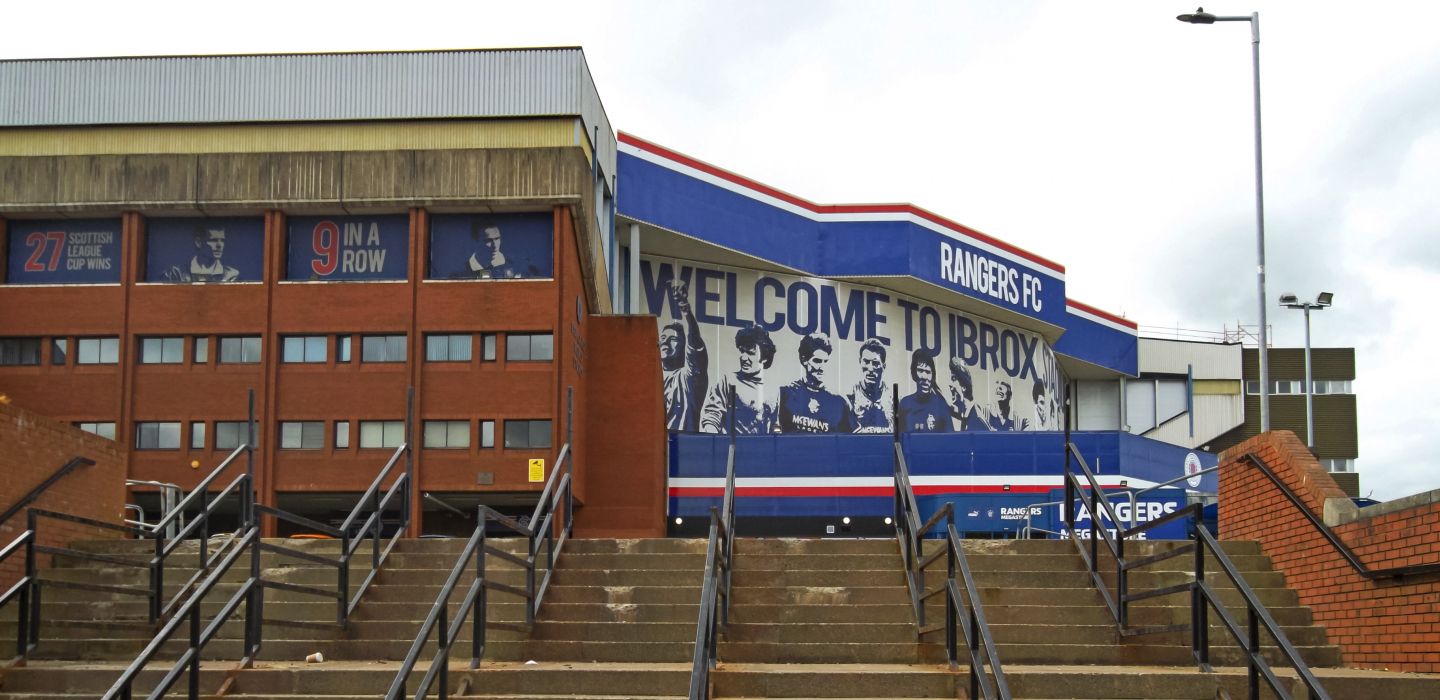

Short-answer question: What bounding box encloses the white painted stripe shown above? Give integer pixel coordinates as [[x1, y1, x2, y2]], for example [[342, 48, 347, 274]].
[[622, 141, 1065, 282], [668, 476, 1161, 489], [1066, 305, 1139, 335]]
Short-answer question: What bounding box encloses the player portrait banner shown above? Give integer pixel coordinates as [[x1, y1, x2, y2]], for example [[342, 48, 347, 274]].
[[145, 217, 264, 283], [286, 215, 409, 281], [643, 255, 1065, 435], [428, 213, 554, 280], [6, 218, 123, 284]]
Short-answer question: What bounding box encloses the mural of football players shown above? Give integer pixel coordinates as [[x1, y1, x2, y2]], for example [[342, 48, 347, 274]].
[[946, 358, 990, 431], [846, 338, 893, 434], [660, 280, 708, 432], [898, 350, 952, 432], [779, 333, 851, 433], [162, 226, 240, 283], [449, 220, 541, 279], [987, 380, 1020, 431], [700, 325, 778, 434], [1019, 379, 1057, 431]]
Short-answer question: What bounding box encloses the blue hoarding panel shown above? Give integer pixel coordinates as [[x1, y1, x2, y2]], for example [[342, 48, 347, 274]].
[[7, 218, 122, 284], [428, 213, 553, 280], [1051, 308, 1139, 376], [145, 217, 265, 283], [286, 215, 409, 281]]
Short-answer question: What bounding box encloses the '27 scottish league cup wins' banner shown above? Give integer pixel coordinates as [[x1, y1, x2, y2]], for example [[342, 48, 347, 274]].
[[7, 219, 123, 284], [146, 217, 265, 283], [427, 213, 554, 280], [287, 215, 409, 281]]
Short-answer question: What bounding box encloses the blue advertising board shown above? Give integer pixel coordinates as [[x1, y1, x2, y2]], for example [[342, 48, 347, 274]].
[[1047, 487, 1192, 541], [428, 213, 553, 279], [145, 217, 265, 283], [6, 218, 123, 284], [286, 215, 409, 281]]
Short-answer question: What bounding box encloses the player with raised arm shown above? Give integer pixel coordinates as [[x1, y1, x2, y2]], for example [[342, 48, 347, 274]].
[[660, 279, 708, 432]]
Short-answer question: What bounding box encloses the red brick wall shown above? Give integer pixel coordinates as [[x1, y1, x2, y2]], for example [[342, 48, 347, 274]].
[[1219, 431, 1440, 672], [0, 400, 128, 590], [574, 315, 666, 538]]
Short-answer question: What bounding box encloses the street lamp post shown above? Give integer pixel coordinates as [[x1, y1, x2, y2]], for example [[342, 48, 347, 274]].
[[1280, 293, 1334, 448], [1177, 7, 1273, 432]]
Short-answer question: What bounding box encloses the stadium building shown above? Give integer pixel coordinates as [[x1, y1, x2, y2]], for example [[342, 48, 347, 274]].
[[0, 48, 1350, 539]]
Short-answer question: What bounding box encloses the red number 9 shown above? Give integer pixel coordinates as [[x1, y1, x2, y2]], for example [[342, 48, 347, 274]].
[[311, 222, 339, 275]]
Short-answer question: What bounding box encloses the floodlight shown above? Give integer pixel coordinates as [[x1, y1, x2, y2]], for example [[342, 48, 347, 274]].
[[1177, 7, 1217, 23], [1316, 292, 1334, 306], [1279, 293, 1299, 306]]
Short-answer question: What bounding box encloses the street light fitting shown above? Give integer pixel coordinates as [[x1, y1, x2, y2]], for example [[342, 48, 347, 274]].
[[1316, 292, 1334, 306], [1279, 293, 1299, 306], [1177, 7, 1218, 24]]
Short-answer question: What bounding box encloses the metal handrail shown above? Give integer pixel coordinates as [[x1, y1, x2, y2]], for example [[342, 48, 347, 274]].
[[386, 387, 578, 700], [126, 479, 186, 539], [0, 457, 95, 530], [1058, 391, 1331, 699], [1236, 453, 1440, 580], [688, 391, 737, 700], [891, 390, 1010, 700]]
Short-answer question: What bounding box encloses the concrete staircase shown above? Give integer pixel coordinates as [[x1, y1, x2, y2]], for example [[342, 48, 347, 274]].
[[2, 536, 1439, 700]]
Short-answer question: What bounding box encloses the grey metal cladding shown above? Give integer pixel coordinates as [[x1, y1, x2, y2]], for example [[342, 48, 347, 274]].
[[0, 48, 616, 189]]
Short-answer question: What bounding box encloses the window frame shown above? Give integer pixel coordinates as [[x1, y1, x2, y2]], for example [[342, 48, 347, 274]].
[[425, 334, 473, 363], [0, 337, 42, 366], [279, 421, 326, 449], [76, 337, 120, 365], [361, 335, 407, 363], [218, 336, 263, 364], [358, 420, 406, 449], [139, 337, 186, 365], [135, 421, 183, 450], [503, 419, 552, 450], [422, 420, 470, 449], [505, 333, 554, 362], [214, 421, 249, 451]]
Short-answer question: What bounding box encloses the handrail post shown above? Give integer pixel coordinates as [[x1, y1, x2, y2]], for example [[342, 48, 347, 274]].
[[199, 488, 210, 571], [1247, 604, 1260, 700], [437, 602, 450, 700], [945, 504, 957, 671], [473, 512, 486, 666], [24, 510, 38, 654], [188, 606, 201, 699], [151, 519, 163, 624], [1195, 536, 1208, 669], [406, 386, 414, 533], [1116, 521, 1126, 631], [566, 386, 574, 536]]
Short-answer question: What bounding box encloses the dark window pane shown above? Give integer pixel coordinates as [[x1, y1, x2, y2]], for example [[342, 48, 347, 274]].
[[302, 422, 323, 449], [220, 338, 241, 363], [51, 338, 66, 365], [504, 420, 527, 448], [529, 420, 552, 449]]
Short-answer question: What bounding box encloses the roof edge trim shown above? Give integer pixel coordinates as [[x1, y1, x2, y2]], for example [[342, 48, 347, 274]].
[[1067, 299, 1138, 333]]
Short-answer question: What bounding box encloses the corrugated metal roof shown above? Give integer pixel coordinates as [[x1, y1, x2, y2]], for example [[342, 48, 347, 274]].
[[0, 48, 615, 189]]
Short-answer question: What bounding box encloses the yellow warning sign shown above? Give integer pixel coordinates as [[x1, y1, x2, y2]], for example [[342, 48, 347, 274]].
[[528, 459, 545, 483]]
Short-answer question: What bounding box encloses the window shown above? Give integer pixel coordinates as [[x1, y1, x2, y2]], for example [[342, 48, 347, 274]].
[[280, 421, 325, 449], [1320, 458, 1356, 473], [423, 420, 470, 448], [505, 333, 553, 362], [481, 334, 497, 361], [335, 421, 350, 449], [504, 420, 551, 449], [76, 422, 116, 440], [194, 337, 208, 364], [0, 338, 41, 366], [338, 336, 352, 363], [426, 334, 472, 362], [359, 421, 405, 448], [215, 421, 249, 450], [140, 337, 185, 364], [283, 336, 327, 363], [480, 420, 495, 448], [1314, 380, 1352, 395], [191, 422, 206, 450], [77, 337, 120, 365], [136, 422, 182, 450], [219, 337, 262, 363], [361, 336, 406, 363], [51, 338, 67, 365]]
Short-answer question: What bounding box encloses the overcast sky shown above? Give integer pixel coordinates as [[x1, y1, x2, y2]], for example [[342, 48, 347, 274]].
[[8, 1, 1438, 500]]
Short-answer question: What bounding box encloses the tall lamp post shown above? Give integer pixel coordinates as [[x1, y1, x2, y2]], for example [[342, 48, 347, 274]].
[[1280, 293, 1334, 447], [1177, 7, 1273, 432]]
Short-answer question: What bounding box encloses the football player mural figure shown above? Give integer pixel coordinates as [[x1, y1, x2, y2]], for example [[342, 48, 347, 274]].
[[660, 280, 708, 432], [448, 220, 541, 279], [987, 380, 1020, 431], [846, 338, 893, 433], [162, 226, 240, 283], [946, 358, 990, 431], [700, 326, 779, 434], [898, 350, 953, 432], [1019, 379, 1058, 431], [778, 333, 851, 433]]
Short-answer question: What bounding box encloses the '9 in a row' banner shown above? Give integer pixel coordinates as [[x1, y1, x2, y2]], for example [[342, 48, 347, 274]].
[[6, 214, 553, 284]]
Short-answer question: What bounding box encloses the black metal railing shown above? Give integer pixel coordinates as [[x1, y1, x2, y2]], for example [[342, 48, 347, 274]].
[[891, 394, 1010, 700], [687, 396, 736, 700], [0, 456, 95, 530], [1236, 453, 1440, 580], [1058, 392, 1331, 699], [385, 388, 577, 700]]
